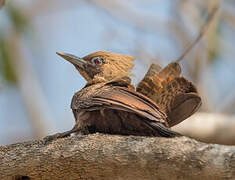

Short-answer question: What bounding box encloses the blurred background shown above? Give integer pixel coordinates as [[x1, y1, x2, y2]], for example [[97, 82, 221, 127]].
[[0, 0, 234, 145]]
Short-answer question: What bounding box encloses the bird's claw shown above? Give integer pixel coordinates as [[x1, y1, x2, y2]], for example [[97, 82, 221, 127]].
[[43, 133, 62, 144]]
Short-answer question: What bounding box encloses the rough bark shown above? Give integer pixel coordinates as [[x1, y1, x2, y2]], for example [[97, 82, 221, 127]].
[[0, 134, 235, 180]]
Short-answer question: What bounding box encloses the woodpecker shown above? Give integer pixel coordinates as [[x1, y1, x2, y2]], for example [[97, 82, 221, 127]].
[[47, 51, 194, 140]]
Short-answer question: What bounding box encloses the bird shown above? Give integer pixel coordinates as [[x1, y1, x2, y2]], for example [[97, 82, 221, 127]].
[[46, 51, 187, 141], [42, 6, 219, 141]]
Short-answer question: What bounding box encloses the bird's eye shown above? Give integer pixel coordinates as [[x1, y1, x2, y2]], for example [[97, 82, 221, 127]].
[[91, 57, 103, 65]]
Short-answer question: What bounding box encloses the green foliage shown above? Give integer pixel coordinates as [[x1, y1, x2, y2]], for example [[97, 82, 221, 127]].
[[207, 27, 220, 64], [0, 3, 30, 84], [6, 3, 29, 33], [0, 38, 17, 83]]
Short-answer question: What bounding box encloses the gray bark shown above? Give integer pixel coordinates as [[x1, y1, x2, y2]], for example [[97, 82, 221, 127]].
[[0, 133, 235, 180]]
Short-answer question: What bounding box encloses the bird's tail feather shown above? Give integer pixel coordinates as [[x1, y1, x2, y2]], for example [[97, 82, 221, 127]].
[[147, 121, 181, 137]]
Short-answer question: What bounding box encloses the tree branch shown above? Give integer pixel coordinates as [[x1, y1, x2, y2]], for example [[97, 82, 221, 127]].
[[1, 134, 235, 179], [173, 112, 235, 145]]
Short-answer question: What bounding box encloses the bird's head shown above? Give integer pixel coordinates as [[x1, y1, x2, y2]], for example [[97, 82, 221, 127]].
[[57, 51, 135, 84]]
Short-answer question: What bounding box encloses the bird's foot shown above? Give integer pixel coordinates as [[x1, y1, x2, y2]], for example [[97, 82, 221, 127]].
[[43, 128, 78, 144], [43, 133, 64, 142]]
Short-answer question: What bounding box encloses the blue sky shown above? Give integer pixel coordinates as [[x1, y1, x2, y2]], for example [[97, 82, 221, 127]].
[[0, 0, 234, 145]]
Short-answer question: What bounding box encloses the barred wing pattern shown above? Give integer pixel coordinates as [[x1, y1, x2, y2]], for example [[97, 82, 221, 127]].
[[137, 62, 201, 127]]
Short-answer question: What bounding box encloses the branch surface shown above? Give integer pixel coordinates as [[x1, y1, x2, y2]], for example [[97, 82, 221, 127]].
[[1, 134, 235, 180]]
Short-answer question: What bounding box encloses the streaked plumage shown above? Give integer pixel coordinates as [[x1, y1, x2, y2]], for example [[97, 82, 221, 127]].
[[45, 51, 201, 140], [137, 62, 201, 127]]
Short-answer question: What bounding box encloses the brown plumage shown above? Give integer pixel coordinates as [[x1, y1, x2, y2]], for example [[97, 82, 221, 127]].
[[45, 51, 186, 141], [136, 62, 201, 127], [43, 5, 220, 141]]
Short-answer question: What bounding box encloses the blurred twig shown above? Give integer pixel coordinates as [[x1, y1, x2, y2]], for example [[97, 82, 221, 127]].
[[173, 112, 235, 145], [1, 3, 54, 138], [6, 29, 51, 138], [176, 5, 218, 63], [0, 0, 5, 8], [87, 0, 185, 37]]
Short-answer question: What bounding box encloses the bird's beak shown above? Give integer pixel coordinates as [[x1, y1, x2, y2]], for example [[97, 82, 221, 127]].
[[56, 52, 87, 68]]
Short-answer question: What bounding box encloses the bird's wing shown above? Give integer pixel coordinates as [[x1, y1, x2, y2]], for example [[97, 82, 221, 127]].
[[136, 62, 181, 100], [137, 62, 201, 127], [72, 85, 167, 125]]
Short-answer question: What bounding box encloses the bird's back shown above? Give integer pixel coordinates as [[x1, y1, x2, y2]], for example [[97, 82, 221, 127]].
[[71, 82, 180, 137]]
